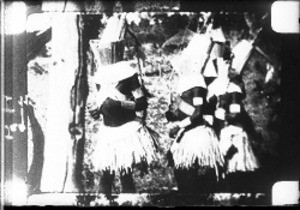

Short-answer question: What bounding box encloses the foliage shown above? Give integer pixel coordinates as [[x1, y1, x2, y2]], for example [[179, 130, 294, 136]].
[[27, 11, 281, 194]]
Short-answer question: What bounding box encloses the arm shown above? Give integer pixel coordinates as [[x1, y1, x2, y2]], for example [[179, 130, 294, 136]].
[[169, 87, 206, 138], [179, 87, 207, 128], [118, 73, 148, 120], [226, 91, 244, 123], [223, 81, 244, 121], [214, 94, 228, 121]]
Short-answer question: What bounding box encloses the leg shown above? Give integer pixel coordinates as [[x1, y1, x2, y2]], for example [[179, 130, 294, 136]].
[[196, 167, 217, 193], [175, 167, 199, 193], [239, 171, 258, 193], [186, 167, 199, 193], [99, 170, 115, 196], [120, 169, 136, 193], [226, 172, 235, 192], [226, 171, 247, 193], [203, 168, 217, 193], [174, 167, 186, 192]]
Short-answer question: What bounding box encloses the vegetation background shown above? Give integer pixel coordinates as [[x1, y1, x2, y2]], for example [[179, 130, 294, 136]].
[[27, 8, 281, 202]]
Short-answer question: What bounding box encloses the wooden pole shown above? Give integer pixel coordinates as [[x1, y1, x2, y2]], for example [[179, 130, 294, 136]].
[[3, 1, 28, 204]]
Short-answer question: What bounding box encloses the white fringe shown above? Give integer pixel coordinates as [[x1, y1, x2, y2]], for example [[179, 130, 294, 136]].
[[219, 125, 260, 173], [170, 125, 224, 177], [92, 121, 158, 173]]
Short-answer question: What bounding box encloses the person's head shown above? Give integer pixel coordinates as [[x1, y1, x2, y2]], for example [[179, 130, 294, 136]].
[[113, 1, 123, 13]]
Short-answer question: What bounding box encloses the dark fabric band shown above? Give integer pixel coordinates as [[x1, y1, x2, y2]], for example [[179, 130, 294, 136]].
[[116, 73, 141, 96], [101, 97, 136, 127], [181, 86, 207, 102], [204, 95, 218, 115], [135, 97, 148, 111], [218, 93, 230, 109], [192, 86, 207, 98], [121, 100, 136, 110], [190, 106, 204, 125], [119, 73, 140, 90], [230, 92, 244, 105]]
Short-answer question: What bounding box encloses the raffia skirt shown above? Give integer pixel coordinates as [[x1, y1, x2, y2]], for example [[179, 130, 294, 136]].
[[219, 125, 260, 173], [170, 125, 224, 178], [92, 121, 158, 173]]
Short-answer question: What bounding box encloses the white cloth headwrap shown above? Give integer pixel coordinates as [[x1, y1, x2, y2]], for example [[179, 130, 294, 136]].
[[92, 60, 138, 107], [177, 73, 207, 94], [206, 58, 230, 100], [209, 27, 226, 43], [231, 39, 253, 75], [93, 60, 138, 85], [170, 34, 211, 76]]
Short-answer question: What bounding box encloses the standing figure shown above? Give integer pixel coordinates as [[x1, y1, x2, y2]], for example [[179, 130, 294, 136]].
[[164, 26, 226, 192], [165, 69, 224, 193], [207, 58, 260, 192], [88, 59, 158, 197], [87, 13, 158, 198]]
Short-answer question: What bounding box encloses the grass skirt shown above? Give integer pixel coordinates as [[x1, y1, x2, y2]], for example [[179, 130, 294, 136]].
[[92, 121, 158, 173], [170, 125, 224, 177], [219, 125, 260, 173]]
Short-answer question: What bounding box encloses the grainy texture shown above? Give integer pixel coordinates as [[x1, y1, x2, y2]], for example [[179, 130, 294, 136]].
[[27, 12, 281, 196]]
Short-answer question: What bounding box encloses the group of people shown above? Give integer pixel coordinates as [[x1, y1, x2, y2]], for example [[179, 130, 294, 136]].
[[87, 13, 261, 198], [165, 27, 261, 193]]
